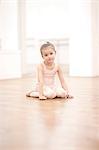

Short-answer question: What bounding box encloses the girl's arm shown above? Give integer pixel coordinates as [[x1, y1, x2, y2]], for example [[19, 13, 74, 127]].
[[57, 64, 69, 93], [37, 64, 47, 100]]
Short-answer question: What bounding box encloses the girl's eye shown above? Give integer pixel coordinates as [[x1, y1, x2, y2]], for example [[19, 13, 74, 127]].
[[45, 54, 48, 57], [50, 52, 53, 55]]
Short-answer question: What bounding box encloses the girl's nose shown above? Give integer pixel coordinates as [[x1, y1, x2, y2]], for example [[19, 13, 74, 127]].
[[49, 54, 52, 58], [48, 56, 52, 59]]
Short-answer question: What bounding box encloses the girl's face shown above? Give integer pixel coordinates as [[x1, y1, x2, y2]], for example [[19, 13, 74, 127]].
[[42, 47, 56, 64]]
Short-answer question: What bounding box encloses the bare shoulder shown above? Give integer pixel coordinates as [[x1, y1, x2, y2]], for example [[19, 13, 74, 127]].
[[56, 63, 62, 72], [37, 63, 43, 71]]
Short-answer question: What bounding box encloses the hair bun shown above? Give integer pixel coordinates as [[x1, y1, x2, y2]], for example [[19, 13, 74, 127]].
[[46, 41, 50, 44]]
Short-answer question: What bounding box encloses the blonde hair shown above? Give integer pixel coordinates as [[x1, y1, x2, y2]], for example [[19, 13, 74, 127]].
[[40, 42, 56, 57]]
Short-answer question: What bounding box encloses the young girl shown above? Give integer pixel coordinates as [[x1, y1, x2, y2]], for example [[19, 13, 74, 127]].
[[26, 42, 73, 100]]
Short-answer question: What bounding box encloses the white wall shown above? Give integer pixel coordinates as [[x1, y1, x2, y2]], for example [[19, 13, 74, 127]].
[[91, 0, 99, 75], [26, 0, 69, 39], [0, 0, 21, 79], [69, 0, 99, 77], [0, 0, 99, 79]]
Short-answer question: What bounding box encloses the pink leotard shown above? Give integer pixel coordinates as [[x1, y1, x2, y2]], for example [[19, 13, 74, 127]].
[[41, 62, 58, 89]]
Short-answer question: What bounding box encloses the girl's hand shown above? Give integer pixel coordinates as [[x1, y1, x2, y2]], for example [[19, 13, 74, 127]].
[[66, 94, 74, 99], [65, 92, 74, 99], [39, 95, 47, 100]]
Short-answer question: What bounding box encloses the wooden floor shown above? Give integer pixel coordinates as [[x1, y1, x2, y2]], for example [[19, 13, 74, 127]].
[[0, 76, 99, 150]]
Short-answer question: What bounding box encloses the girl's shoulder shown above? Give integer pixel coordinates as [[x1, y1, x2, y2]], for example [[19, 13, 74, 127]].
[[54, 63, 61, 72], [37, 63, 43, 71], [55, 63, 59, 69], [55, 64, 62, 72]]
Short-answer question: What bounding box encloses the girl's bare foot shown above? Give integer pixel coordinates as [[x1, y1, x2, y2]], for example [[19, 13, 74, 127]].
[[26, 91, 33, 97], [26, 93, 30, 97], [39, 95, 47, 100]]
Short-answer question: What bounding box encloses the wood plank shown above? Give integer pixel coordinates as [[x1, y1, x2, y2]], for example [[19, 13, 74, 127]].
[[0, 76, 99, 150]]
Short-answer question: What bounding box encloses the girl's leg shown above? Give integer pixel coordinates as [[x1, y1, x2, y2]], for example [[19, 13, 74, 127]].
[[26, 90, 33, 97], [26, 83, 39, 98], [26, 90, 39, 97], [26, 85, 57, 99], [56, 87, 67, 98], [56, 87, 73, 99], [43, 86, 56, 99], [30, 91, 39, 97]]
